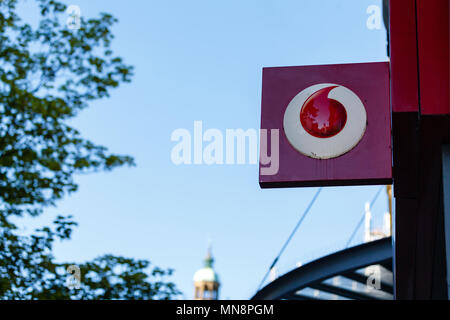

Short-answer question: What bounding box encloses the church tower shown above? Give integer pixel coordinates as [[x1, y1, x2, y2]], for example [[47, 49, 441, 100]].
[[193, 245, 220, 300]]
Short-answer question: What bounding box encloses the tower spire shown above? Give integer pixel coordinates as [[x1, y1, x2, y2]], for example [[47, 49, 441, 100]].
[[193, 240, 220, 300], [204, 241, 214, 268], [386, 185, 393, 235]]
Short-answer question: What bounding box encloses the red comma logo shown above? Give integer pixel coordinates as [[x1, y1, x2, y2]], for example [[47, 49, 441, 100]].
[[283, 84, 367, 159]]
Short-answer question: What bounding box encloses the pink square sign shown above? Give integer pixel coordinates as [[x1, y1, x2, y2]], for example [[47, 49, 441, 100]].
[[259, 62, 392, 188]]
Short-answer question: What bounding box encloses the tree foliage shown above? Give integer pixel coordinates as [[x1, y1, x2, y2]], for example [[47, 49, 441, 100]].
[[0, 0, 180, 299], [0, 214, 179, 299], [0, 0, 134, 217]]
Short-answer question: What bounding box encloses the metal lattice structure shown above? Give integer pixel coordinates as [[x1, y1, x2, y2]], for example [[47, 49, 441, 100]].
[[252, 238, 393, 300]]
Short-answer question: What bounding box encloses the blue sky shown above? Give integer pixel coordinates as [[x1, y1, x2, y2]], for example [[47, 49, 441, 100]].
[[19, 0, 389, 299]]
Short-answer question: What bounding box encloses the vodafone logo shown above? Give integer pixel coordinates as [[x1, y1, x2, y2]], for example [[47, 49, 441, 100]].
[[283, 84, 367, 159]]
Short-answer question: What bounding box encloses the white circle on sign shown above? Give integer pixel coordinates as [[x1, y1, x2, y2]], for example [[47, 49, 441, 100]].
[[283, 83, 367, 159]]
